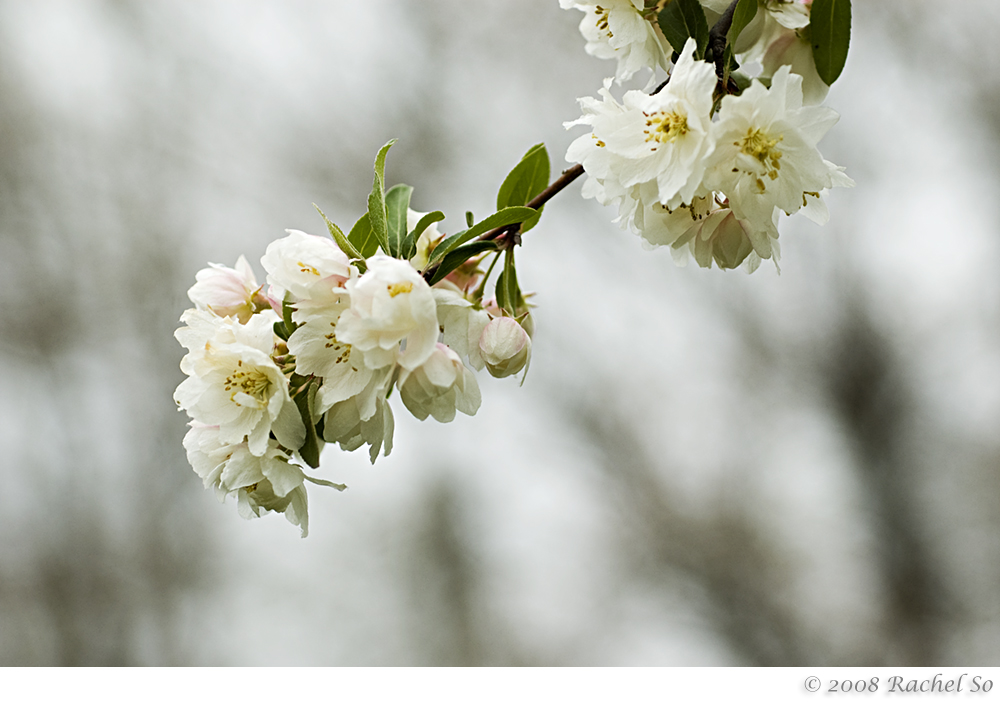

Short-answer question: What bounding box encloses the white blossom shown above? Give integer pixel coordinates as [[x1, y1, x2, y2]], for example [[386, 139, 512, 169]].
[[565, 38, 716, 220], [323, 384, 395, 463], [335, 255, 439, 371], [187, 255, 267, 324], [182, 423, 332, 537], [560, 0, 670, 83], [174, 309, 304, 456], [432, 287, 490, 371], [565, 78, 633, 212], [702, 66, 853, 261], [286, 301, 377, 415], [586, 39, 716, 209], [260, 229, 353, 307], [398, 343, 481, 423]]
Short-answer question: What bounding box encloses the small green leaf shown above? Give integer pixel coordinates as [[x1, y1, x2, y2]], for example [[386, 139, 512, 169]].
[[497, 144, 549, 235], [497, 144, 550, 210], [499, 247, 520, 317], [428, 206, 537, 264], [367, 139, 396, 254], [348, 212, 379, 259], [465, 211, 475, 228], [428, 239, 500, 286], [293, 381, 323, 469], [384, 183, 413, 258], [403, 210, 445, 262], [810, 0, 851, 86], [658, 0, 709, 59], [494, 269, 508, 313], [727, 0, 758, 48], [314, 204, 363, 260], [412, 210, 445, 240], [281, 297, 298, 338], [273, 320, 289, 342]]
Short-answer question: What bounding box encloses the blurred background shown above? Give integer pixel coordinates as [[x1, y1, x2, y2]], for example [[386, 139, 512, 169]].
[[1, 0, 999, 665]]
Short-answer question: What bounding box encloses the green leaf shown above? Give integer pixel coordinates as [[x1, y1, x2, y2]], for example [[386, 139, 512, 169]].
[[498, 247, 520, 317], [428, 206, 537, 264], [348, 212, 379, 259], [293, 381, 323, 469], [658, 0, 709, 59], [412, 210, 445, 239], [403, 210, 445, 262], [273, 320, 289, 342], [494, 269, 508, 314], [281, 297, 298, 338], [497, 144, 549, 210], [810, 0, 851, 86], [721, 0, 757, 80], [314, 204, 363, 260], [427, 239, 500, 286], [727, 0, 758, 48], [384, 183, 413, 258], [465, 211, 475, 228], [367, 139, 396, 255], [497, 144, 549, 235]]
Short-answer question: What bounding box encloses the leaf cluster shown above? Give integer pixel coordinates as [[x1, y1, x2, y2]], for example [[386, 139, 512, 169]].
[[314, 141, 552, 317]]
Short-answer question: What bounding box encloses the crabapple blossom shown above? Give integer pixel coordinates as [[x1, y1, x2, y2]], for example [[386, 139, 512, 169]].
[[567, 39, 716, 212], [286, 303, 376, 415], [398, 343, 481, 423], [187, 255, 268, 323], [174, 309, 304, 456], [323, 389, 395, 464], [335, 254, 439, 371], [702, 66, 853, 260], [260, 228, 353, 307], [559, 0, 670, 83], [183, 422, 326, 537], [433, 286, 490, 371]]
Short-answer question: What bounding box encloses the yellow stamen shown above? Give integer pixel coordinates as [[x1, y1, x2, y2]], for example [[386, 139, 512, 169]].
[[644, 110, 689, 149], [387, 281, 413, 297], [739, 128, 783, 190]]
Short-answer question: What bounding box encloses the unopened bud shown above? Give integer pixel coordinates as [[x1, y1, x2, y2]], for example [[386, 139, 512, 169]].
[[479, 317, 531, 378]]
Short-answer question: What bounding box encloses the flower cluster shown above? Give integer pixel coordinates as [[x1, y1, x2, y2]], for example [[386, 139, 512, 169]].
[[174, 1, 855, 536], [563, 0, 853, 271], [174, 216, 532, 535]]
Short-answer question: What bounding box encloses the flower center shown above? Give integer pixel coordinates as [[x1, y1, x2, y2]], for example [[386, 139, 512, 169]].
[[387, 281, 413, 297], [644, 110, 689, 149], [223, 360, 271, 405], [297, 261, 320, 276], [739, 128, 783, 187]]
